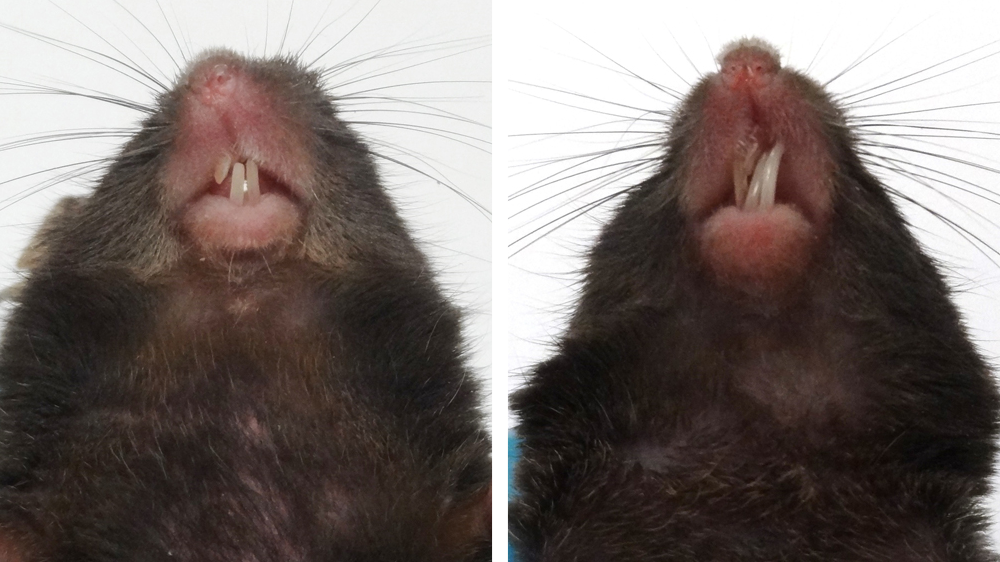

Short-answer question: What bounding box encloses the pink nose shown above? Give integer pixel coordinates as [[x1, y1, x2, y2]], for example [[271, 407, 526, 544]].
[[190, 61, 240, 105]]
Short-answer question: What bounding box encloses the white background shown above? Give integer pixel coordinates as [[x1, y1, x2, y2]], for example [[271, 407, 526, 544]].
[[0, 0, 491, 379], [507, 0, 1000, 541]]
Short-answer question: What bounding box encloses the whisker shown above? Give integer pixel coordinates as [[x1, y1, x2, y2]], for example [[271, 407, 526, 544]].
[[337, 94, 488, 128], [347, 121, 489, 153], [306, 0, 383, 69], [646, 39, 693, 92], [512, 157, 660, 221], [558, 26, 681, 102], [52, 4, 169, 92], [0, 22, 160, 96], [857, 123, 1000, 141], [294, 0, 346, 59], [824, 20, 922, 88], [887, 187, 1000, 265], [0, 129, 141, 153], [320, 37, 474, 78], [510, 143, 661, 201], [510, 186, 637, 258], [329, 42, 489, 92], [839, 42, 1000, 106], [108, 0, 181, 73], [0, 81, 154, 114], [0, 159, 109, 211], [277, 0, 296, 55], [512, 81, 668, 119], [154, 0, 187, 64], [336, 107, 487, 130], [366, 149, 490, 218]]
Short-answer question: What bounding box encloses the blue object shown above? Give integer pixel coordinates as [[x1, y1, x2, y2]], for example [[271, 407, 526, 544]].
[[508, 433, 521, 562]]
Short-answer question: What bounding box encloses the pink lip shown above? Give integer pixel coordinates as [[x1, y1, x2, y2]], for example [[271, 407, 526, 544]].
[[200, 163, 298, 203], [683, 66, 831, 228], [181, 192, 303, 252]]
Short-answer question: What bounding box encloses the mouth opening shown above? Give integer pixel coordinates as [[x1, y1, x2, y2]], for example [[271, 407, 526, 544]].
[[698, 135, 821, 227], [202, 157, 299, 205], [733, 140, 784, 211], [181, 155, 305, 252], [696, 135, 824, 295]]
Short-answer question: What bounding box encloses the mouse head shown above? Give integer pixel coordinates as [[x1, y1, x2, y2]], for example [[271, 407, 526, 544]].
[[576, 38, 928, 313], [23, 49, 421, 280]]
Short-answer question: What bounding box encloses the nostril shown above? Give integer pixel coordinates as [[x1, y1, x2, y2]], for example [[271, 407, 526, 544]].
[[717, 38, 782, 89], [191, 61, 240, 104]]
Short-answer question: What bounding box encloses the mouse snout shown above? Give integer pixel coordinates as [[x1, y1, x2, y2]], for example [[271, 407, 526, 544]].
[[164, 52, 314, 253], [683, 39, 832, 296], [181, 54, 287, 151], [190, 61, 238, 104], [718, 38, 781, 90]]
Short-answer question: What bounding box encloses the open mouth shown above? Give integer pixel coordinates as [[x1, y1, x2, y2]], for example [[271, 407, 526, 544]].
[[182, 153, 304, 252], [733, 141, 784, 211], [694, 132, 827, 228], [164, 53, 317, 255], [204, 156, 298, 205], [695, 135, 825, 293], [681, 38, 834, 293]]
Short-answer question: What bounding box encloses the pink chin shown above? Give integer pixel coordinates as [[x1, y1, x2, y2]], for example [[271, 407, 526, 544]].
[[183, 193, 301, 251], [699, 204, 816, 294]]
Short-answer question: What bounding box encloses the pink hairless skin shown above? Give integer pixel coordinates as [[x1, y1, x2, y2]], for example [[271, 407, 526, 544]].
[[685, 40, 832, 294], [165, 54, 313, 252]]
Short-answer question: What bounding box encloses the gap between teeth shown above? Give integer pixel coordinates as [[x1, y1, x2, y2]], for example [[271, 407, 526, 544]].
[[734, 142, 784, 211], [215, 157, 261, 205]]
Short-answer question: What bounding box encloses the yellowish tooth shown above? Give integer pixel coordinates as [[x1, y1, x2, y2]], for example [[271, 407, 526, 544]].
[[733, 162, 748, 208], [230, 162, 246, 205], [734, 141, 758, 208], [746, 151, 769, 210], [246, 160, 260, 204], [744, 143, 784, 211], [759, 143, 784, 209], [214, 154, 232, 185]]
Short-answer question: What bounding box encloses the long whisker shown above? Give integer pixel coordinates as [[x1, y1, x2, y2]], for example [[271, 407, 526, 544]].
[[52, 4, 169, 92], [0, 80, 154, 114], [0, 22, 160, 95], [362, 146, 490, 218]]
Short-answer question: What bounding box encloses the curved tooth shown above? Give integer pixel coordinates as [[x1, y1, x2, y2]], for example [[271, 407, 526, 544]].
[[733, 141, 758, 208], [745, 143, 784, 210], [733, 167, 747, 208], [214, 154, 232, 185], [758, 143, 784, 209], [246, 160, 260, 205], [230, 162, 246, 205], [745, 155, 767, 210]]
